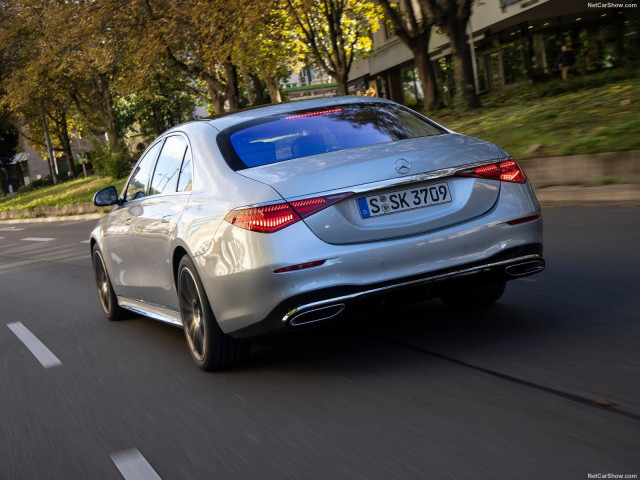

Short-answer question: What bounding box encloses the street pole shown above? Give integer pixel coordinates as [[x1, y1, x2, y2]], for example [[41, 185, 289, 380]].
[[40, 107, 58, 185]]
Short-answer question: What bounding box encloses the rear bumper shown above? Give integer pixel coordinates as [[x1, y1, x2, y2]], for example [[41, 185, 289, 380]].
[[230, 243, 543, 339]]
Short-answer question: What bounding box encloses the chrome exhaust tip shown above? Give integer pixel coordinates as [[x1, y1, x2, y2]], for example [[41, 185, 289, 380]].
[[505, 260, 545, 277], [286, 304, 346, 327]]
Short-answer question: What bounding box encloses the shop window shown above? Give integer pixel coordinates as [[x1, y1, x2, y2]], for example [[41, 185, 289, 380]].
[[384, 19, 394, 39], [438, 56, 455, 105], [501, 40, 527, 84], [401, 67, 423, 107]]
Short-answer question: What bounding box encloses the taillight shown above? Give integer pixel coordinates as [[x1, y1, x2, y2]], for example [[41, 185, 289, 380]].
[[224, 203, 300, 233], [457, 160, 526, 183], [224, 192, 352, 233]]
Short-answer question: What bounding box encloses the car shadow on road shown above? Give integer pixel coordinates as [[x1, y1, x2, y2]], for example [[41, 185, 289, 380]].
[[234, 299, 546, 376]]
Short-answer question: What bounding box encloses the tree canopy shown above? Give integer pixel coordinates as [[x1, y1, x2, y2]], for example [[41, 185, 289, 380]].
[[0, 0, 385, 186]]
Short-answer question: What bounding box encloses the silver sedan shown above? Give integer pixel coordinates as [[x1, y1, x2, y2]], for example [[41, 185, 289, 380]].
[[90, 97, 544, 370]]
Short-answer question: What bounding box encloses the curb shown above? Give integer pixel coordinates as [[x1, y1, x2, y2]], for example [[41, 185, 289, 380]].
[[535, 184, 640, 206], [0, 213, 106, 224], [0, 202, 104, 222]]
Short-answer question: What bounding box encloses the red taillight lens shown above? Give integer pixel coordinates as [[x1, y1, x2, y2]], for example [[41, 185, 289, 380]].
[[498, 160, 526, 183], [290, 192, 352, 218], [458, 160, 526, 183], [224, 192, 352, 233], [224, 203, 300, 233]]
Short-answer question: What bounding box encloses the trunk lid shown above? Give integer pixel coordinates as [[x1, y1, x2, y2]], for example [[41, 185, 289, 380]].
[[238, 134, 502, 244]]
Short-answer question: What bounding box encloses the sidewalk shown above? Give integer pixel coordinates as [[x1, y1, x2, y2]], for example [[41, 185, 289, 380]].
[[1, 151, 639, 223], [534, 184, 640, 206]]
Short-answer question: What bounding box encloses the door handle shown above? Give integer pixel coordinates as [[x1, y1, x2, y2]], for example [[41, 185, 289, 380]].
[[161, 215, 172, 224], [125, 218, 132, 226]]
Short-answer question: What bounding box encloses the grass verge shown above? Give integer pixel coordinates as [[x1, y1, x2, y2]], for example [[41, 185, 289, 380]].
[[428, 70, 640, 159], [0, 176, 127, 213]]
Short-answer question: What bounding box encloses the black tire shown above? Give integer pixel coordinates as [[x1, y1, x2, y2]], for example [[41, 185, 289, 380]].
[[440, 281, 506, 310], [92, 245, 126, 321], [177, 255, 251, 371]]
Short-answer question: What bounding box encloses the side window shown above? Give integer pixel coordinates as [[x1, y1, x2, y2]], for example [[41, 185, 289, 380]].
[[177, 145, 193, 192], [149, 135, 187, 196], [125, 141, 162, 201]]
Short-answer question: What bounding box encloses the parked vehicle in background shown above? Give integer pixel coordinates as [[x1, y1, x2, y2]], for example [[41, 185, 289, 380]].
[[90, 97, 544, 370]]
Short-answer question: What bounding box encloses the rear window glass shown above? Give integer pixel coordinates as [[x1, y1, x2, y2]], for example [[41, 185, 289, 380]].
[[218, 103, 445, 170]]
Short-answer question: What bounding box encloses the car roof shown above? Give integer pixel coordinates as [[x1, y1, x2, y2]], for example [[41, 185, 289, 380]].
[[204, 96, 396, 132]]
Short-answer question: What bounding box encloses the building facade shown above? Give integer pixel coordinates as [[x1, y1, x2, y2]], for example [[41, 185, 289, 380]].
[[349, 0, 639, 106]]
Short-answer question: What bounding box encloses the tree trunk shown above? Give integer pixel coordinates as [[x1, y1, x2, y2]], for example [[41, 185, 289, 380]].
[[334, 68, 348, 96], [242, 69, 256, 106], [250, 74, 267, 105], [224, 61, 240, 111], [99, 75, 121, 153], [261, 70, 282, 104], [411, 43, 441, 110], [0, 168, 6, 197], [57, 111, 77, 178], [449, 21, 480, 109], [213, 94, 225, 115]]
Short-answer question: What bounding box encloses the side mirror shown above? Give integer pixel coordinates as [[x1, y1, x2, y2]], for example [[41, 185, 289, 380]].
[[93, 186, 120, 207]]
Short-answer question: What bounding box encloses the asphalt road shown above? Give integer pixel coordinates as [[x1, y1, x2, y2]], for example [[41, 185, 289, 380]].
[[1, 206, 639, 480]]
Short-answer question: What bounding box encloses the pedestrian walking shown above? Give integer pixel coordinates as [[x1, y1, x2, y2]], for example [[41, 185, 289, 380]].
[[555, 45, 575, 81]]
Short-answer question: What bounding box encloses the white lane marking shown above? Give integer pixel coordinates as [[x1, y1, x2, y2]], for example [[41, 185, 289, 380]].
[[111, 449, 162, 480], [0, 236, 5, 240], [80, 240, 90, 244], [22, 237, 56, 242], [233, 393, 248, 403], [7, 322, 62, 369], [0, 227, 25, 231]]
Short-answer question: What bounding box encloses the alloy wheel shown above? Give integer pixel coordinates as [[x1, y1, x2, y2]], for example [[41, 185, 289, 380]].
[[93, 251, 111, 314], [179, 267, 206, 362]]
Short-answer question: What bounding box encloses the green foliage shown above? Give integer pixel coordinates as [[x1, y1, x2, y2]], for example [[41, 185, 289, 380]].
[[90, 144, 131, 179], [18, 176, 54, 192], [117, 72, 198, 138], [287, 0, 383, 93]]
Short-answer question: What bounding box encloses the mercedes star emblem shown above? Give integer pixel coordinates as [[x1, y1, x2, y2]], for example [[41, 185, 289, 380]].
[[394, 158, 410, 174]]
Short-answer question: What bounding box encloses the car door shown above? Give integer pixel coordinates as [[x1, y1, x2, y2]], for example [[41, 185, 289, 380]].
[[101, 140, 163, 299], [131, 134, 193, 309]]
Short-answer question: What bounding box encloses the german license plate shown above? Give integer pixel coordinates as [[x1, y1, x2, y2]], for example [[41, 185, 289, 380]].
[[357, 182, 452, 218]]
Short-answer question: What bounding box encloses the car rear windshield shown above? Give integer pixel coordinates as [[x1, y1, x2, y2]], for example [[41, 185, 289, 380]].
[[217, 103, 445, 171]]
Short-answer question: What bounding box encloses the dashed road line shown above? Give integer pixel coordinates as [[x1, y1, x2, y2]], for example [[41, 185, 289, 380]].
[[0, 226, 25, 231], [0, 236, 4, 240], [22, 237, 56, 242], [80, 240, 90, 243], [111, 449, 162, 480], [7, 322, 62, 369]]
